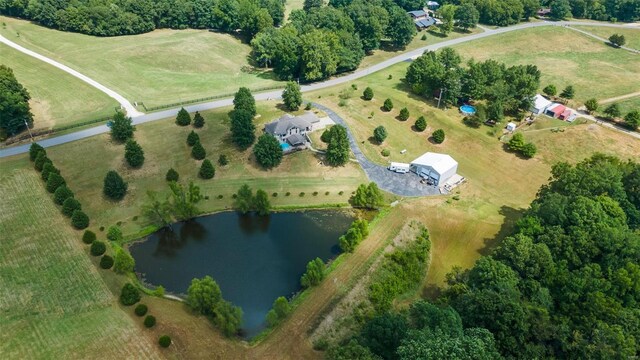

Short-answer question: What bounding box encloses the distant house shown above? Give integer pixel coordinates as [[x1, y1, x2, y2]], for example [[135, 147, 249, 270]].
[[408, 10, 436, 29], [427, 1, 439, 10], [410, 152, 458, 186], [537, 8, 551, 16], [264, 112, 320, 146], [531, 94, 552, 114]]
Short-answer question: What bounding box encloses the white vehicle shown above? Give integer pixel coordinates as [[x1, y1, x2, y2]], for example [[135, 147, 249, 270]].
[[388, 162, 410, 174]]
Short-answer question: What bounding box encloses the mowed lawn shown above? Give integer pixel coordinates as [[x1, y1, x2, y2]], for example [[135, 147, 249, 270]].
[[452, 26, 640, 105], [1, 102, 367, 238], [0, 167, 161, 358], [308, 61, 640, 286], [0, 44, 118, 130], [607, 95, 640, 115], [0, 16, 279, 108], [573, 25, 640, 50]]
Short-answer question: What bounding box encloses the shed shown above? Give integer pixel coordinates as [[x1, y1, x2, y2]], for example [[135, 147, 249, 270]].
[[546, 104, 566, 118], [427, 1, 439, 9], [530, 94, 552, 114], [506, 122, 517, 131], [559, 109, 573, 120], [410, 152, 458, 186], [407, 10, 428, 19]]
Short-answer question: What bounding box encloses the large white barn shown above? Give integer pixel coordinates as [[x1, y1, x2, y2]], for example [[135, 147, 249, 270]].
[[410, 152, 458, 186]]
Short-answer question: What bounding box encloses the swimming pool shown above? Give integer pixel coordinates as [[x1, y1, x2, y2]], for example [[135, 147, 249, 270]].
[[460, 105, 477, 115], [280, 143, 291, 151]]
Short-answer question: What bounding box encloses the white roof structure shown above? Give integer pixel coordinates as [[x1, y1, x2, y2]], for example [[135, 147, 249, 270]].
[[410, 152, 457, 174], [532, 94, 552, 111], [506, 122, 517, 131], [390, 162, 410, 168]]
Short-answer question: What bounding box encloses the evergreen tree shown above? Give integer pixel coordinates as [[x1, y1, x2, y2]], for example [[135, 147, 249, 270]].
[[62, 197, 82, 217], [0, 65, 33, 135], [124, 139, 145, 168], [165, 168, 179, 182], [233, 87, 256, 117], [363, 87, 374, 100], [521, 142, 537, 158], [383, 98, 394, 111], [254, 189, 271, 216], [41, 162, 60, 181], [604, 103, 621, 119], [187, 130, 200, 146], [54, 185, 74, 205], [234, 184, 254, 214], [230, 109, 256, 149], [71, 210, 89, 229], [432, 129, 446, 144], [103, 170, 128, 200], [398, 107, 410, 121], [175, 107, 191, 126], [608, 34, 626, 47], [193, 111, 205, 128], [282, 81, 303, 111], [110, 111, 135, 142], [373, 126, 387, 144], [191, 140, 206, 160], [559, 85, 575, 100], [34, 152, 49, 172], [46, 173, 66, 193], [218, 154, 229, 166], [508, 133, 526, 151], [325, 125, 350, 166], [542, 84, 557, 97], [415, 116, 427, 132], [253, 134, 283, 168], [29, 143, 45, 162], [199, 159, 215, 179]]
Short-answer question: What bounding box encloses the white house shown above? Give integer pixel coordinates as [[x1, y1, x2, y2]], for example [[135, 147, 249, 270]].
[[264, 112, 320, 146], [531, 94, 552, 115], [410, 152, 458, 186]]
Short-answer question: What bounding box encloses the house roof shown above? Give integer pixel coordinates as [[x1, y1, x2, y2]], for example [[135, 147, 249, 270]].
[[532, 94, 552, 110], [415, 17, 436, 28], [265, 113, 317, 136], [287, 133, 306, 146], [548, 104, 566, 116], [410, 152, 458, 175], [427, 1, 439, 5], [408, 10, 427, 18], [560, 109, 572, 118]]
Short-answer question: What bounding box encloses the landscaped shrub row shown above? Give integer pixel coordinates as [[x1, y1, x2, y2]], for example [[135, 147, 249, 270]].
[[29, 143, 89, 230]]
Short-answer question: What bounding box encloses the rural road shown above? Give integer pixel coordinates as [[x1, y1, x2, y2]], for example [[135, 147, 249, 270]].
[[1, 20, 638, 158]]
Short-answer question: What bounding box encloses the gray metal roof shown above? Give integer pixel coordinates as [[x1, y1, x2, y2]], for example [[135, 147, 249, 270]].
[[415, 17, 435, 28], [408, 10, 427, 18], [264, 112, 319, 136], [287, 133, 306, 146]]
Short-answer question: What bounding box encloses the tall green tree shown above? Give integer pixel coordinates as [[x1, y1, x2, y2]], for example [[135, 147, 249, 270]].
[[124, 139, 145, 168], [187, 276, 222, 316], [103, 170, 128, 200], [624, 110, 640, 130], [325, 125, 350, 166], [373, 126, 387, 143], [168, 181, 202, 220], [542, 84, 557, 97], [234, 184, 254, 214], [110, 112, 135, 142], [301, 257, 325, 287], [385, 7, 416, 48], [584, 98, 599, 113], [608, 34, 626, 47], [29, 143, 45, 162], [253, 133, 283, 168], [113, 247, 135, 274], [559, 85, 575, 100], [175, 107, 191, 126], [199, 159, 215, 179], [282, 81, 303, 111], [142, 190, 172, 227], [455, 2, 479, 31], [604, 103, 621, 119], [0, 65, 33, 135], [438, 5, 456, 35], [350, 182, 385, 209], [303, 0, 323, 11], [550, 0, 571, 19], [233, 87, 256, 117], [254, 189, 271, 216], [230, 109, 256, 149], [193, 111, 205, 128]]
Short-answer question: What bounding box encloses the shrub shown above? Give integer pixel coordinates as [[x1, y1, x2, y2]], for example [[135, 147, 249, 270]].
[[217, 194, 223, 199], [165, 168, 179, 182], [193, 111, 205, 128], [41, 162, 60, 181], [199, 159, 215, 179], [421, 33, 427, 40], [272, 192, 278, 197], [144, 315, 156, 328], [107, 225, 123, 241], [300, 192, 305, 197], [363, 87, 374, 100], [120, 283, 141, 306], [159, 335, 172, 348], [54, 185, 74, 205], [432, 129, 445, 144], [398, 107, 409, 121], [383, 98, 394, 111], [191, 140, 206, 160], [100, 255, 114, 269], [134, 304, 148, 317], [381, 149, 390, 157], [313, 191, 318, 196], [218, 154, 228, 166], [187, 130, 200, 146], [90, 241, 106, 256], [320, 128, 332, 143], [521, 142, 537, 158], [71, 210, 90, 229], [82, 230, 96, 244], [29, 143, 45, 162], [624, 110, 640, 130], [414, 116, 427, 131], [99, 226, 105, 231], [46, 173, 66, 193], [175, 107, 191, 126], [373, 126, 387, 144], [609, 33, 626, 47], [325, 191, 330, 195], [286, 192, 291, 196], [584, 98, 599, 113], [103, 170, 128, 200], [604, 103, 621, 119], [124, 139, 145, 168], [153, 286, 165, 297], [62, 198, 81, 217], [114, 248, 135, 274], [338, 191, 344, 195], [543, 84, 556, 97], [305, 102, 312, 110], [34, 152, 49, 171]]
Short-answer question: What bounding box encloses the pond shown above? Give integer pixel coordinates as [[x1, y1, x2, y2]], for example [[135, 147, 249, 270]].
[[129, 210, 354, 338]]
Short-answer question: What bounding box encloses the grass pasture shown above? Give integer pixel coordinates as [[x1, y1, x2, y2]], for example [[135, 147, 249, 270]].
[[0, 16, 279, 109], [606, 95, 640, 115], [452, 26, 640, 105], [573, 25, 640, 50], [0, 43, 118, 131], [0, 168, 160, 358]]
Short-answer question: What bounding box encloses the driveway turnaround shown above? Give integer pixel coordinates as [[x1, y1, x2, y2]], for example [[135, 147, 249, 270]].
[[1, 20, 638, 158], [313, 103, 440, 197]]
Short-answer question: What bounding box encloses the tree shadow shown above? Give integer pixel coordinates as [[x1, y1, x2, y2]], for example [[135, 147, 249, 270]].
[[368, 136, 382, 145], [427, 29, 447, 38], [501, 143, 531, 160], [422, 284, 442, 300], [478, 205, 525, 256]]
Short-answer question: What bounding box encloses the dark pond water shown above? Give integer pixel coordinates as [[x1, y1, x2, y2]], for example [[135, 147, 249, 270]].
[[129, 210, 354, 338]]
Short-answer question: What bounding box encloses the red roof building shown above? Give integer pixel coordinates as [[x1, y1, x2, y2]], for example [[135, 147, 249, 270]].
[[546, 104, 566, 118]]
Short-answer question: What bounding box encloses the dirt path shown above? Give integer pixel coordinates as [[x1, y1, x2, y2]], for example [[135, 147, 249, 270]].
[[599, 91, 640, 104]]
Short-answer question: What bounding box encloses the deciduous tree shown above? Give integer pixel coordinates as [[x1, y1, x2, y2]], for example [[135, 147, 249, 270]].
[[114, 247, 135, 274], [0, 65, 33, 135], [609, 34, 626, 47], [455, 2, 479, 31], [253, 134, 283, 168], [584, 98, 599, 113], [254, 189, 271, 216], [373, 125, 387, 143], [542, 84, 557, 97], [624, 110, 639, 130], [234, 184, 254, 214], [350, 182, 385, 209], [301, 257, 325, 287], [282, 81, 303, 111], [604, 103, 621, 119]]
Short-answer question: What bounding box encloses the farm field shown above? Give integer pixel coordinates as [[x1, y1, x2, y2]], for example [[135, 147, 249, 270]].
[[452, 26, 640, 105], [0, 16, 279, 109], [0, 167, 161, 358], [0, 43, 117, 131], [307, 61, 640, 287], [0, 101, 367, 239], [573, 25, 640, 50]]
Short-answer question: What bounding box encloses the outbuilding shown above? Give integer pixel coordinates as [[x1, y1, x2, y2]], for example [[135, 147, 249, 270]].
[[506, 122, 517, 132], [389, 162, 410, 173], [546, 103, 566, 118], [410, 152, 458, 186], [530, 94, 552, 114]]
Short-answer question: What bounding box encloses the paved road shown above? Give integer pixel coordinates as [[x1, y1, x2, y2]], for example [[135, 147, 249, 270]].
[[1, 20, 638, 158], [313, 103, 440, 197], [0, 35, 143, 117]]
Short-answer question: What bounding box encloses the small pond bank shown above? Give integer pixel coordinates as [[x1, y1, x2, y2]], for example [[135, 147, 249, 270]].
[[129, 209, 355, 338]]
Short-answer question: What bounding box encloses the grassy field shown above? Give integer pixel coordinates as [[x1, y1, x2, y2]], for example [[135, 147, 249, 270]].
[[0, 43, 118, 131], [0, 16, 279, 109], [452, 26, 640, 105], [285, 0, 304, 19], [0, 102, 367, 238], [573, 25, 640, 50], [0, 167, 161, 358], [605, 95, 640, 115]]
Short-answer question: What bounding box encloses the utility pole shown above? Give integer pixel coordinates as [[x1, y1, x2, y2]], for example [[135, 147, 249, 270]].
[[437, 88, 445, 109], [24, 119, 34, 142]]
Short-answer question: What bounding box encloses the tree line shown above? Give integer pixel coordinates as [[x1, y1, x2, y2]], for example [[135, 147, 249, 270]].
[[0, 65, 33, 138], [327, 154, 640, 359]]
